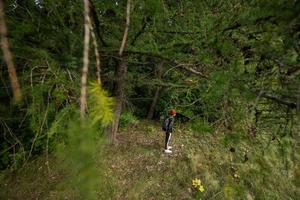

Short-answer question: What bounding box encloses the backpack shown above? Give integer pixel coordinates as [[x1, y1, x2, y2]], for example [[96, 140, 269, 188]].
[[161, 117, 170, 131]]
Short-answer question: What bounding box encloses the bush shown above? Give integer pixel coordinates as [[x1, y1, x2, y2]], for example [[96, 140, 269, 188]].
[[119, 111, 138, 128], [190, 119, 213, 134]]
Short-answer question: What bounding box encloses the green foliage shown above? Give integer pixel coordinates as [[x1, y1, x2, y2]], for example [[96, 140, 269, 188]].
[[204, 71, 231, 103], [46, 104, 78, 143], [119, 111, 138, 128], [190, 119, 213, 134], [0, 0, 299, 199], [52, 83, 114, 199], [88, 82, 114, 127], [56, 119, 105, 200]]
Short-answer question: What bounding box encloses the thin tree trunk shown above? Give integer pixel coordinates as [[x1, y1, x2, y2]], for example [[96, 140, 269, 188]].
[[147, 62, 164, 119], [118, 0, 131, 57], [89, 0, 108, 47], [0, 0, 21, 102], [111, 59, 128, 142], [89, 19, 101, 85], [147, 86, 162, 119], [110, 0, 131, 143], [80, 0, 90, 120]]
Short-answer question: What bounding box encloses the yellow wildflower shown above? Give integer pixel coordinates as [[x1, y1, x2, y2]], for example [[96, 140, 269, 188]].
[[192, 178, 201, 187], [199, 185, 205, 192]]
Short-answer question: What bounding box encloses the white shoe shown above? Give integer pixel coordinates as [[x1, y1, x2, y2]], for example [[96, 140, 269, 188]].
[[167, 146, 172, 150], [164, 149, 172, 154]]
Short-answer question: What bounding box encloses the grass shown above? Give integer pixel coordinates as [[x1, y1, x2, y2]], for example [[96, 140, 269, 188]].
[[0, 120, 299, 199]]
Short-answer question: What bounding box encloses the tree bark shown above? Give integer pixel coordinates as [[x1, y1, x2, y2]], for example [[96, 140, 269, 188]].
[[89, 0, 108, 47], [111, 59, 128, 142], [147, 62, 163, 119], [89, 19, 101, 85], [118, 0, 131, 57], [110, 0, 131, 143], [147, 86, 162, 119], [0, 0, 21, 102], [80, 0, 90, 120]]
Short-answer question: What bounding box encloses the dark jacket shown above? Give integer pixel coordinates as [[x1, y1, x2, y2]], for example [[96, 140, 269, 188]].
[[165, 116, 174, 133]]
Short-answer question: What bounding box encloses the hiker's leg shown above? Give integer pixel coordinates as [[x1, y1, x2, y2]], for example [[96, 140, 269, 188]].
[[168, 133, 172, 147], [165, 132, 171, 149], [165, 132, 169, 149]]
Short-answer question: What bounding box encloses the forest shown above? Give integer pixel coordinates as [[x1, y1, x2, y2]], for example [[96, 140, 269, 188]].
[[0, 0, 299, 199]]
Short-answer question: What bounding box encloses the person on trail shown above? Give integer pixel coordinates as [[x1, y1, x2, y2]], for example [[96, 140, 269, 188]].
[[162, 109, 176, 154]]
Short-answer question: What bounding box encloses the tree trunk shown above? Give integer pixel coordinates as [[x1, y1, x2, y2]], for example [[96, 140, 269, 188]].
[[0, 0, 21, 102], [89, 19, 101, 85], [80, 0, 91, 120], [147, 62, 163, 119], [147, 86, 162, 119], [110, 59, 128, 143], [109, 0, 131, 143], [89, 0, 108, 47]]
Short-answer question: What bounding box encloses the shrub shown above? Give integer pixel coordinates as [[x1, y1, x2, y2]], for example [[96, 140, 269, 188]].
[[190, 119, 213, 134], [119, 111, 138, 128]]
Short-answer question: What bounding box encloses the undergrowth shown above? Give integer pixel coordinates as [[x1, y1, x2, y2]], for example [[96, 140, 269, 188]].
[[1, 120, 298, 199]]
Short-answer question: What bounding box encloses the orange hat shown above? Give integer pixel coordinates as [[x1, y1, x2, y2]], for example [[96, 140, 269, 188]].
[[169, 109, 176, 115]]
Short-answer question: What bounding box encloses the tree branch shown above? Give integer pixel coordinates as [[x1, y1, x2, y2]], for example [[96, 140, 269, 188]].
[[130, 16, 151, 46], [153, 30, 202, 35], [179, 64, 208, 79], [102, 50, 209, 78], [89, 0, 108, 47], [252, 89, 297, 109], [89, 18, 101, 85], [261, 93, 297, 109], [119, 0, 131, 56]]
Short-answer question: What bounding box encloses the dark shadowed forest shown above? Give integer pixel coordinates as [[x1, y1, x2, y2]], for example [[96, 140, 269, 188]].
[[0, 0, 299, 199]]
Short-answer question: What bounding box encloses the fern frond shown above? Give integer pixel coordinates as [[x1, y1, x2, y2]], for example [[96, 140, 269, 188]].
[[88, 81, 114, 127]]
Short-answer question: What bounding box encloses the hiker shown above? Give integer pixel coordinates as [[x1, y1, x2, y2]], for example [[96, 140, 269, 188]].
[[162, 109, 176, 153]]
